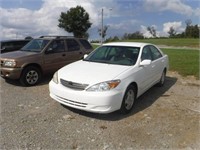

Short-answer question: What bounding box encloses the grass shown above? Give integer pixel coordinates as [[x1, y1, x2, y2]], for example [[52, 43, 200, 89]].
[[161, 48, 199, 79], [92, 38, 199, 48], [121, 38, 199, 48]]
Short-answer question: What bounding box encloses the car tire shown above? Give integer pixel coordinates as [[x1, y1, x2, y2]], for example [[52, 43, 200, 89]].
[[157, 70, 166, 87], [20, 66, 41, 86], [120, 85, 136, 114]]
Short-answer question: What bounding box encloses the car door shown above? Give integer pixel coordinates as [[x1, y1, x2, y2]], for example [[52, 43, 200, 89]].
[[149, 45, 165, 84], [43, 39, 68, 73], [136, 46, 154, 92], [65, 39, 84, 63]]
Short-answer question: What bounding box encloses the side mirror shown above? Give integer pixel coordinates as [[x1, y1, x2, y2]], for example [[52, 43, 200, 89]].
[[1, 47, 6, 51], [83, 54, 88, 59], [48, 47, 53, 51], [45, 48, 53, 54], [140, 59, 151, 66], [2, 46, 10, 51]]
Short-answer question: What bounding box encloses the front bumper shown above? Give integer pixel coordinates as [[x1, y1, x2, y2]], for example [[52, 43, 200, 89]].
[[49, 80, 124, 114], [0, 67, 22, 79]]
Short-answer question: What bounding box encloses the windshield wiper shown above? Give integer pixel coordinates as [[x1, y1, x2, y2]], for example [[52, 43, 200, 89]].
[[20, 49, 29, 51], [20, 49, 40, 52], [87, 60, 112, 64]]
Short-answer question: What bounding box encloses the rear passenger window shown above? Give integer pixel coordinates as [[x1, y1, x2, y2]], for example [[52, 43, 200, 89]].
[[149, 45, 162, 60], [66, 39, 80, 51], [141, 46, 152, 61], [79, 39, 92, 50]]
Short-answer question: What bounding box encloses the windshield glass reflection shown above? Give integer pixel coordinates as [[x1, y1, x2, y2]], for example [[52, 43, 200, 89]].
[[21, 39, 50, 52], [84, 46, 140, 66]]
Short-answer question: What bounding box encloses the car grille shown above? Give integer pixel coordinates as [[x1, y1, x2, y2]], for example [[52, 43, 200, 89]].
[[60, 79, 89, 90], [55, 95, 87, 108]]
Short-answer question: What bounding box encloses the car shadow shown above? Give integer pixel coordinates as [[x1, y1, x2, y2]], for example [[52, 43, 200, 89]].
[[38, 74, 54, 85], [62, 76, 177, 121], [3, 74, 53, 87], [4, 78, 21, 86]]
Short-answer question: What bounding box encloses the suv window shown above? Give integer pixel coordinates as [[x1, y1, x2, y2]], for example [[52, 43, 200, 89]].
[[79, 39, 92, 50], [46, 40, 65, 53], [149, 45, 162, 60], [21, 39, 49, 52], [66, 39, 80, 51]]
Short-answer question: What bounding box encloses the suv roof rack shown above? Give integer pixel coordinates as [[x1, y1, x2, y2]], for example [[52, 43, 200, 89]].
[[39, 36, 74, 39]]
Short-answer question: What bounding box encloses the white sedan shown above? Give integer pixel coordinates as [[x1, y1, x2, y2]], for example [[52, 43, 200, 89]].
[[49, 42, 168, 114]]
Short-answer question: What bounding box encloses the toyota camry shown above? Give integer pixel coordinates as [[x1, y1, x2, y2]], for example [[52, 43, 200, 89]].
[[49, 42, 168, 114]]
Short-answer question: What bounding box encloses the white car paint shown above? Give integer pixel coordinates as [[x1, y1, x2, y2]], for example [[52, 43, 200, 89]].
[[49, 42, 168, 114], [58, 60, 131, 86]]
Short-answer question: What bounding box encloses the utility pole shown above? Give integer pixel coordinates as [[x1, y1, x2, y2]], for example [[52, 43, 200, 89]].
[[101, 8, 104, 45], [100, 8, 112, 45]]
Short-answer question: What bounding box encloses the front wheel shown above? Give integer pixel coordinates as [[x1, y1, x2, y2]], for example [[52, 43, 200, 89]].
[[120, 85, 136, 114], [20, 66, 41, 86]]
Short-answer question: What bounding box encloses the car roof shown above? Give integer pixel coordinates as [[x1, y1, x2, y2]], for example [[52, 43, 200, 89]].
[[0, 39, 31, 43], [103, 42, 152, 47], [37, 36, 86, 40]]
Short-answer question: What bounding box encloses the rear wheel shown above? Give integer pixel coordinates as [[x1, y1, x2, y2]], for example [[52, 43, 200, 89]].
[[20, 66, 41, 86], [120, 85, 136, 114], [157, 70, 166, 87]]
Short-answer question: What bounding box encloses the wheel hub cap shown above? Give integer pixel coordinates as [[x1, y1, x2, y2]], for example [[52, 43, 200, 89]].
[[26, 70, 38, 84], [125, 90, 135, 110]]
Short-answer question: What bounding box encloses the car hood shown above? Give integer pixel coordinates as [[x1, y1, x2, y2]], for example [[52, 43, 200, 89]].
[[58, 60, 131, 85], [0, 50, 38, 59]]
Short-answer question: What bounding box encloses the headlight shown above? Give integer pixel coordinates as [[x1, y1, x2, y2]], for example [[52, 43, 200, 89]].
[[4, 60, 16, 67], [86, 80, 121, 92], [52, 71, 58, 84]]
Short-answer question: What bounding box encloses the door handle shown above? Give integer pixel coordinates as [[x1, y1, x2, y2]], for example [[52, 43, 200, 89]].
[[79, 52, 83, 55], [62, 54, 66, 56]]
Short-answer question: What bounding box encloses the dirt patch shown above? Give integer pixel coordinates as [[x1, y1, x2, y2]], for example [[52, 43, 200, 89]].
[[0, 71, 199, 149]]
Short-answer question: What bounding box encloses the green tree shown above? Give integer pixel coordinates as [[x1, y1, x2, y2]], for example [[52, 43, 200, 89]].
[[122, 31, 144, 40], [185, 19, 192, 27], [192, 25, 199, 38], [168, 27, 177, 38], [105, 36, 120, 42], [122, 33, 128, 40], [98, 25, 109, 41], [185, 24, 199, 38], [58, 6, 92, 38], [147, 26, 157, 37]]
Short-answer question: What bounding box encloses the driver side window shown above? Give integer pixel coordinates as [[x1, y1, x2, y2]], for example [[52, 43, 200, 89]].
[[46, 40, 65, 54]]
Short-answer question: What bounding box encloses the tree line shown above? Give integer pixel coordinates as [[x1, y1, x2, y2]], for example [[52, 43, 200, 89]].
[[58, 6, 199, 41]]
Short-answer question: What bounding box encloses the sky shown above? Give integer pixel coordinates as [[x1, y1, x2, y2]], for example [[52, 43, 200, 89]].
[[0, 0, 199, 41]]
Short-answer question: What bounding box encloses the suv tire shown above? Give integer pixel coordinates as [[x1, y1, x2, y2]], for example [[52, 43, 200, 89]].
[[20, 66, 41, 86]]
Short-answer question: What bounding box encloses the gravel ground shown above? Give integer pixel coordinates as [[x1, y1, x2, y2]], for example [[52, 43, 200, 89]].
[[0, 71, 199, 149]]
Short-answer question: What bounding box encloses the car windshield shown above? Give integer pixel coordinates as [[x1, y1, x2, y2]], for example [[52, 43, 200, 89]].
[[21, 39, 50, 52], [84, 46, 140, 66]]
